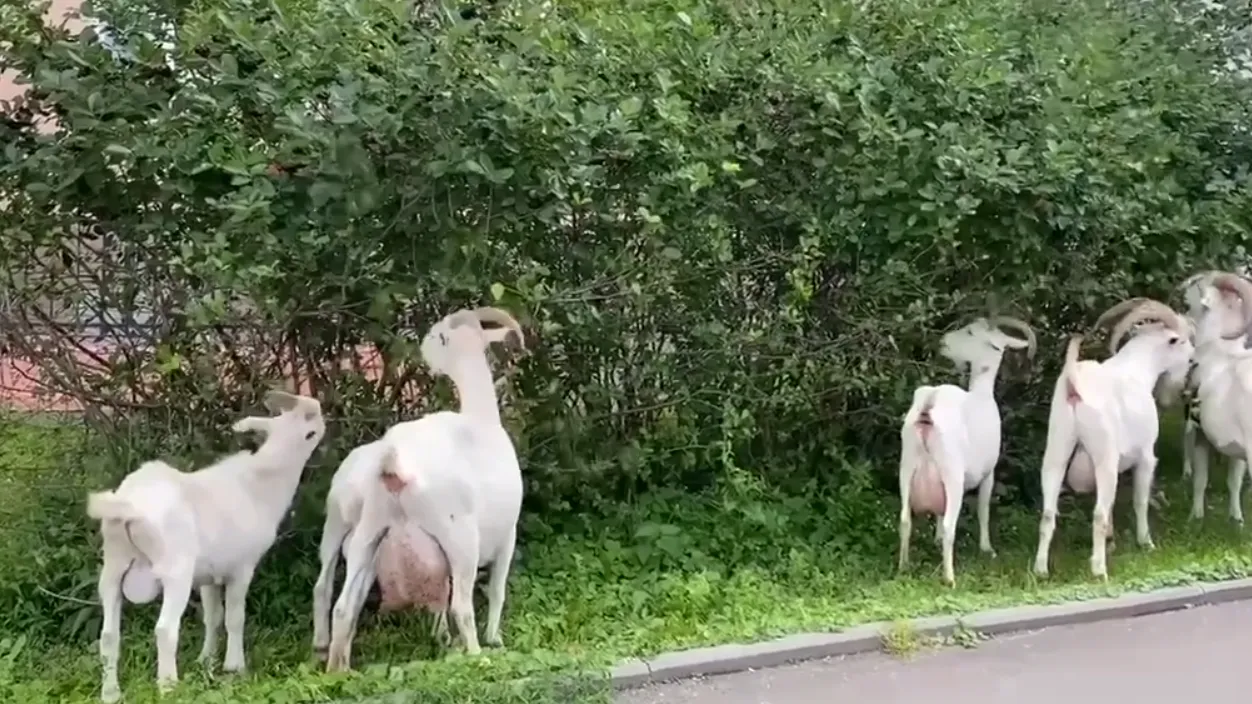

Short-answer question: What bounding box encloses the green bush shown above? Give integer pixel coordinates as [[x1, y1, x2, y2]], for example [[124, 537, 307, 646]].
[[2, 0, 1252, 650]]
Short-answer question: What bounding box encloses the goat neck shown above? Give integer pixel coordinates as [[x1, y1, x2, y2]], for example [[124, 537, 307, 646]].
[[447, 349, 502, 424], [233, 430, 320, 523], [965, 354, 1006, 399]]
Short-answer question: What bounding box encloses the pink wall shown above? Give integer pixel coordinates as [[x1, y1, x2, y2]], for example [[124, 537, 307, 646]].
[[0, 342, 401, 412], [1, 0, 84, 129]]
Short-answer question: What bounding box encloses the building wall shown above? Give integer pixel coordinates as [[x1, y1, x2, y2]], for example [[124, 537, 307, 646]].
[[0, 0, 84, 107]]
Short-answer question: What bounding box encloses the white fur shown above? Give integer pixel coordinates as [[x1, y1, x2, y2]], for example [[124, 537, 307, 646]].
[[321, 308, 523, 671], [1033, 305, 1193, 580], [311, 338, 518, 659], [897, 317, 1034, 586], [86, 391, 325, 703], [1181, 273, 1252, 522]]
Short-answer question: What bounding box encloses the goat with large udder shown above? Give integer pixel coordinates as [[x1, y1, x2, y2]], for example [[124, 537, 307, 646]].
[[1177, 271, 1252, 523], [318, 306, 525, 672], [1032, 298, 1214, 580], [898, 316, 1036, 586], [86, 391, 326, 703]]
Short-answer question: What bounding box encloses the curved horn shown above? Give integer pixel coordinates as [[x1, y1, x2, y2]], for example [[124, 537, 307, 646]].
[[1091, 297, 1153, 337], [1209, 273, 1252, 340], [472, 306, 526, 349], [1105, 299, 1185, 355], [989, 315, 1036, 358], [1179, 270, 1219, 293], [263, 389, 300, 414], [446, 309, 483, 330]]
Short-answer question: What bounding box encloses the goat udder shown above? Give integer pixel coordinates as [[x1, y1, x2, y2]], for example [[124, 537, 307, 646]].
[[376, 524, 451, 612], [1066, 450, 1096, 493], [909, 460, 946, 515], [121, 565, 161, 604]]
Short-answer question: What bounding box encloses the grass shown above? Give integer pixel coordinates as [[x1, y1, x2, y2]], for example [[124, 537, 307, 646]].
[[2, 410, 1252, 703]]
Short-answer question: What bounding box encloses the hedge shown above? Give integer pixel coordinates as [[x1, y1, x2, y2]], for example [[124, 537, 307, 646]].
[[2, 0, 1252, 641]]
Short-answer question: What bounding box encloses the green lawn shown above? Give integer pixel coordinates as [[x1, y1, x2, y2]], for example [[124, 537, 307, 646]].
[[2, 411, 1250, 703]]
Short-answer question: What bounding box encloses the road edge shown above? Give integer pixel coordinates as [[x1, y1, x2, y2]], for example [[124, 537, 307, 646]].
[[610, 576, 1252, 690]]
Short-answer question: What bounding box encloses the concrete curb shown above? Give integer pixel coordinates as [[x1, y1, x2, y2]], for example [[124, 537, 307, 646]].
[[610, 576, 1252, 690]]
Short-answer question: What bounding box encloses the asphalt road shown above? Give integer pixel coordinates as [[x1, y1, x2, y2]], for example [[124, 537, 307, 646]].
[[619, 599, 1252, 704]]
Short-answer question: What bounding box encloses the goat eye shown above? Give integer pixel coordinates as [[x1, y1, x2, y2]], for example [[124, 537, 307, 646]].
[[1168, 337, 1179, 345], [439, 333, 447, 345], [305, 430, 316, 440]]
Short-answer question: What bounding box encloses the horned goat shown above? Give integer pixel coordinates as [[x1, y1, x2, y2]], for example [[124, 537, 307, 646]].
[[1032, 298, 1211, 579], [312, 362, 520, 659], [320, 306, 525, 672], [898, 316, 1036, 586], [1178, 271, 1252, 522], [86, 391, 325, 703]]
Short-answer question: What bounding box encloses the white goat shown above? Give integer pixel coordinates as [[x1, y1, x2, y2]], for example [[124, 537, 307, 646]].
[[312, 366, 519, 658], [898, 316, 1036, 586], [86, 391, 326, 703], [320, 306, 525, 671], [1033, 298, 1206, 580], [1179, 271, 1252, 522]]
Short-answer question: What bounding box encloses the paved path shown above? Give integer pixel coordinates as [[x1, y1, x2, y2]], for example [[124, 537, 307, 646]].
[[619, 599, 1252, 703]]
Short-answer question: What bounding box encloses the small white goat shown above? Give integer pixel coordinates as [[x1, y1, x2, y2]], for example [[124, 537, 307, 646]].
[[86, 391, 325, 703], [321, 306, 525, 671], [1032, 298, 1207, 579], [898, 315, 1036, 586], [1179, 271, 1252, 522]]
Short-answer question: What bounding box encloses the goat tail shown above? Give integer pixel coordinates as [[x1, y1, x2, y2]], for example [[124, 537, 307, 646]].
[[86, 491, 138, 522], [1060, 333, 1086, 404], [378, 441, 419, 494], [903, 386, 940, 431]]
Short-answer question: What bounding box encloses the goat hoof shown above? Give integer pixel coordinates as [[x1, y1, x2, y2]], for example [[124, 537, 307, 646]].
[[484, 635, 504, 649], [223, 661, 246, 675], [313, 645, 329, 663], [101, 686, 122, 704], [157, 677, 177, 696]]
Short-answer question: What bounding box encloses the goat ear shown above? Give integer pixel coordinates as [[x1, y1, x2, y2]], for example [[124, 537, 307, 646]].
[[232, 416, 272, 434], [263, 390, 300, 414]]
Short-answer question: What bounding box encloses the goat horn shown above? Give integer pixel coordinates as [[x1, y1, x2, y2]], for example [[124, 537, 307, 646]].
[[472, 306, 526, 349], [1091, 297, 1152, 336], [262, 389, 299, 413], [1179, 270, 1220, 293], [446, 309, 482, 330], [1105, 299, 1184, 355], [989, 315, 1036, 358], [1209, 272, 1252, 340]]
